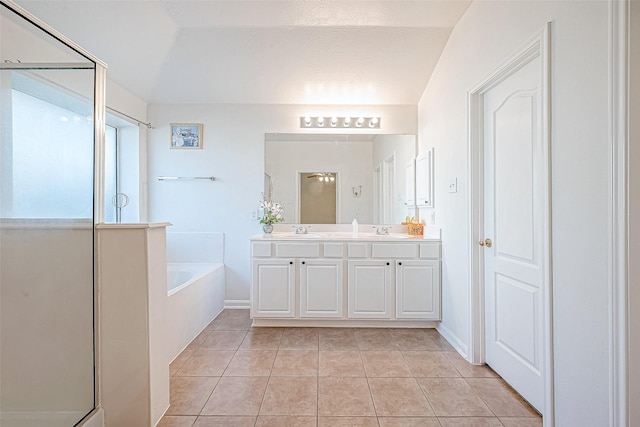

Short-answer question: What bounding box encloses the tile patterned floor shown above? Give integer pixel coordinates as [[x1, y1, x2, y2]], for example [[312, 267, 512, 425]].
[[159, 309, 542, 427]]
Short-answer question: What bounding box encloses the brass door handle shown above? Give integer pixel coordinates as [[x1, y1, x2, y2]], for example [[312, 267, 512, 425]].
[[479, 238, 492, 248]]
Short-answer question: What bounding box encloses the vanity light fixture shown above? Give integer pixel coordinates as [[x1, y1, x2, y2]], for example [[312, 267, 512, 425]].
[[299, 116, 380, 129]]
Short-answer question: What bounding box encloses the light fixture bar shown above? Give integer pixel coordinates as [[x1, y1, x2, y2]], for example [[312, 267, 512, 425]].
[[300, 116, 381, 129]]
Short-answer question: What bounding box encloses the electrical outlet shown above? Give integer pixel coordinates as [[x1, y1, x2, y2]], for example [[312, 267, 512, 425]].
[[448, 177, 457, 193], [430, 211, 436, 224]]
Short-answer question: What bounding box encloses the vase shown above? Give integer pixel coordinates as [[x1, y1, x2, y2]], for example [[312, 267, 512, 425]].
[[262, 224, 274, 234]]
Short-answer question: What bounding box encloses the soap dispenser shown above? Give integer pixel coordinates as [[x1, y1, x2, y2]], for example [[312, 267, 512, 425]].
[[352, 217, 359, 236]]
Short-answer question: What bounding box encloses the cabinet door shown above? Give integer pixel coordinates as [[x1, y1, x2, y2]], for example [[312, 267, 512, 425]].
[[300, 259, 343, 318], [252, 259, 295, 317], [405, 158, 416, 207], [396, 259, 440, 319], [348, 260, 392, 319], [415, 151, 433, 207]]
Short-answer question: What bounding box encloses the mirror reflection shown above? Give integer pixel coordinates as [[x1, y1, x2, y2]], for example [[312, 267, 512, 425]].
[[265, 133, 416, 224]]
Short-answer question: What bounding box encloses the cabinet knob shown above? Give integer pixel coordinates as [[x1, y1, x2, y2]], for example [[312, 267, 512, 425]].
[[289, 261, 293, 265], [386, 262, 390, 265], [398, 262, 402, 265], [302, 261, 306, 265]]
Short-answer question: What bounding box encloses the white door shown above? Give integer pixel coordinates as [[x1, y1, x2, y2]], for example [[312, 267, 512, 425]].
[[252, 259, 295, 317], [348, 260, 392, 319], [482, 55, 545, 411], [396, 260, 440, 320], [300, 259, 343, 318]]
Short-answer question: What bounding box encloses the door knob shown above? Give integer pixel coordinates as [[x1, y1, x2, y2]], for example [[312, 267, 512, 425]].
[[479, 238, 492, 248]]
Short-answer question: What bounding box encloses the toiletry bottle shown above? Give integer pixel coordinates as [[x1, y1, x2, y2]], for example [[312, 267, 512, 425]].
[[352, 217, 359, 236]]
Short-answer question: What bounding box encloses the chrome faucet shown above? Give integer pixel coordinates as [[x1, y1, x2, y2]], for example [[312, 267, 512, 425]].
[[374, 226, 389, 235], [292, 225, 310, 234]]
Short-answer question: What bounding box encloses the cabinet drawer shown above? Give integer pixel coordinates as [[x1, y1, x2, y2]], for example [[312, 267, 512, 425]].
[[252, 242, 272, 257], [371, 243, 417, 259], [323, 243, 344, 258], [275, 243, 320, 258], [419, 243, 440, 259], [347, 243, 369, 258]]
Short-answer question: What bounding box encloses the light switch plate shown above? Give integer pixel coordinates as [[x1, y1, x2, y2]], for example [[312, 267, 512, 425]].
[[448, 177, 457, 193]]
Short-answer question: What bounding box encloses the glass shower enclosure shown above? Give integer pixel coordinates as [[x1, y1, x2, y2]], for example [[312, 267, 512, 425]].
[[0, 1, 105, 426]]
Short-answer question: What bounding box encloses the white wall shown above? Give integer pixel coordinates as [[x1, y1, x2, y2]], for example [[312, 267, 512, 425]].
[[267, 139, 374, 224], [417, 1, 610, 425], [147, 104, 416, 301]]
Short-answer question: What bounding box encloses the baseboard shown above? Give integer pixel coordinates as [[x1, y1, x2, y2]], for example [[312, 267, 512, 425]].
[[224, 299, 250, 309], [437, 322, 469, 360]]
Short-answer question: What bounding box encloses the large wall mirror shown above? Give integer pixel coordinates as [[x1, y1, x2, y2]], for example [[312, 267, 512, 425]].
[[265, 133, 416, 224]]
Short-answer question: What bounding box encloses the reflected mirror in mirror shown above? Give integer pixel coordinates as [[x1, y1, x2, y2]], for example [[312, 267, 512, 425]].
[[265, 133, 416, 224]]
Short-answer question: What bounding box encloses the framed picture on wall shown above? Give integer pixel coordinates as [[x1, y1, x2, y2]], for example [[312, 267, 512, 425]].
[[170, 123, 203, 149]]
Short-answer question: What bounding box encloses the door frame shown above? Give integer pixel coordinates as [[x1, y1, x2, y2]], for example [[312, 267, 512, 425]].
[[467, 23, 553, 423]]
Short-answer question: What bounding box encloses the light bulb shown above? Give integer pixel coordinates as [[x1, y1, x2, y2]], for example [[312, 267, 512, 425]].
[[304, 116, 311, 126], [330, 176, 335, 182], [330, 117, 338, 127], [318, 176, 323, 182], [369, 117, 379, 127], [344, 117, 351, 127], [324, 176, 329, 182], [356, 117, 365, 127], [317, 117, 324, 126]]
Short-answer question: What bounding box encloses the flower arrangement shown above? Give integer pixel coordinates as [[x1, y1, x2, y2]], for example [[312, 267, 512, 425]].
[[259, 193, 285, 225]]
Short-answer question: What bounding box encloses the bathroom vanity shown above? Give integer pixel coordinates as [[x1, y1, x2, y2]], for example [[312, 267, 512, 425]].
[[250, 229, 441, 327]]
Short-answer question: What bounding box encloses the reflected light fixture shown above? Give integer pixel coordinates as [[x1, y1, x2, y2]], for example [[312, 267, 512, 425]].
[[308, 172, 336, 183], [300, 116, 380, 129]]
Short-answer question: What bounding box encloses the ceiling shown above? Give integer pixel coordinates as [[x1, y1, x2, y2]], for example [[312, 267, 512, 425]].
[[15, 0, 472, 105]]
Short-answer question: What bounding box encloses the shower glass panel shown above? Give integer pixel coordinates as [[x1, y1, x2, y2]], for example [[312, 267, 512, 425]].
[[0, 3, 101, 426]]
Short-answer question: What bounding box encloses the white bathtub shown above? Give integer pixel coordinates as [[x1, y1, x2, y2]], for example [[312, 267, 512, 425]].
[[166, 262, 225, 360]]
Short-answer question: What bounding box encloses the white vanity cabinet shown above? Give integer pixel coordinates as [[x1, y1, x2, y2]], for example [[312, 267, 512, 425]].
[[348, 260, 393, 319], [395, 259, 440, 319], [252, 258, 295, 317], [250, 236, 441, 326], [300, 258, 343, 318]]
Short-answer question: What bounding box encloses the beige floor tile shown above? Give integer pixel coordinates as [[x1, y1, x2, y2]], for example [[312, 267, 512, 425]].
[[157, 415, 197, 427], [201, 330, 247, 350], [185, 330, 212, 351], [417, 378, 493, 417], [499, 417, 543, 427], [260, 376, 318, 415], [201, 376, 269, 416], [438, 417, 503, 426], [378, 417, 441, 426], [368, 378, 434, 416], [391, 330, 453, 351], [361, 351, 413, 377], [319, 329, 359, 350], [166, 376, 219, 415], [255, 416, 317, 426], [354, 330, 399, 350], [223, 350, 277, 376], [318, 416, 379, 426], [465, 378, 539, 417], [175, 349, 235, 377], [215, 316, 253, 331], [225, 309, 251, 319], [193, 416, 256, 426], [279, 328, 319, 350], [204, 318, 224, 332], [239, 328, 283, 350], [403, 351, 461, 377], [319, 350, 366, 377], [171, 350, 195, 376], [318, 377, 376, 416], [443, 352, 499, 378], [271, 350, 318, 376]]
